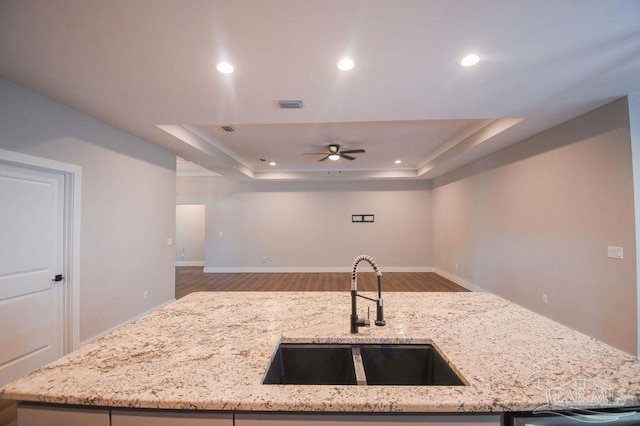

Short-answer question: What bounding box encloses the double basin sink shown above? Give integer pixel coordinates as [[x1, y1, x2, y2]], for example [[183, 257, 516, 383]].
[[263, 342, 466, 386]]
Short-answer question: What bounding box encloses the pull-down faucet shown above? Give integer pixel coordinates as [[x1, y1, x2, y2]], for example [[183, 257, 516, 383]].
[[350, 255, 386, 333]]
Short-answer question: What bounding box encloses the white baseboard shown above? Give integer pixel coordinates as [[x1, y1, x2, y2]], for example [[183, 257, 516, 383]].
[[80, 298, 176, 347], [175, 261, 205, 266], [203, 266, 434, 273], [432, 268, 486, 292], [382, 266, 434, 273]]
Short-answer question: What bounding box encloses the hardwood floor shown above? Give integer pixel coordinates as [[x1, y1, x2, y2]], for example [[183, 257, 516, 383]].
[[175, 267, 467, 299], [0, 398, 16, 426]]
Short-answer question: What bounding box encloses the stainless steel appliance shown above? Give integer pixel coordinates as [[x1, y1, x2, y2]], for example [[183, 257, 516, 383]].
[[510, 409, 640, 425]]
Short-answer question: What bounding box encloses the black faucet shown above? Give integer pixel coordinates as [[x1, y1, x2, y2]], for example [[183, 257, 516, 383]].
[[350, 255, 386, 333]]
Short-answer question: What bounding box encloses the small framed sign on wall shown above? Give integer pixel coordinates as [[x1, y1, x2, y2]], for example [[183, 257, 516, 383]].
[[352, 214, 374, 223]]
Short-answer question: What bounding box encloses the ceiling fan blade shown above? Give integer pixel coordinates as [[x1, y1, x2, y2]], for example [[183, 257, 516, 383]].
[[340, 149, 365, 154], [302, 152, 327, 155], [318, 155, 329, 162], [340, 154, 356, 160]]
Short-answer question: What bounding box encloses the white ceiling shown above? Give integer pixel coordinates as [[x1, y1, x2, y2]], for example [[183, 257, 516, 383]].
[[1, 0, 639, 181]]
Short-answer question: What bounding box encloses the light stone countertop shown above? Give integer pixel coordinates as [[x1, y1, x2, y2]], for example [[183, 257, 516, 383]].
[[1, 291, 639, 413]]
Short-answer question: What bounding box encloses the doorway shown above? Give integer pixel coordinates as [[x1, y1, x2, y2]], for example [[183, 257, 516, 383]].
[[175, 205, 206, 267], [0, 149, 80, 386]]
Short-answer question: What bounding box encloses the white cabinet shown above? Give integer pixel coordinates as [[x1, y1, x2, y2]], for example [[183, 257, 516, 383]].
[[235, 412, 501, 426], [16, 404, 500, 426], [17, 403, 110, 426], [111, 409, 233, 425]]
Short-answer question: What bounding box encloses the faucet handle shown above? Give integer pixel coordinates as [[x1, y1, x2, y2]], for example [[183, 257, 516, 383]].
[[361, 307, 371, 326], [357, 317, 370, 327]]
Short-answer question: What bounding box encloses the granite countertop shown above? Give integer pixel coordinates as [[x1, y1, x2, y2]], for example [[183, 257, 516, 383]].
[[1, 291, 639, 413]]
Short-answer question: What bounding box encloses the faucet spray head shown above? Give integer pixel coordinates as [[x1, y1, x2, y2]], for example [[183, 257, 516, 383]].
[[351, 255, 386, 329]]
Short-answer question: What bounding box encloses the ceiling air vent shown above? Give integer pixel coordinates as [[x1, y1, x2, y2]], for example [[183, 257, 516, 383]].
[[221, 125, 235, 132], [276, 99, 304, 109]]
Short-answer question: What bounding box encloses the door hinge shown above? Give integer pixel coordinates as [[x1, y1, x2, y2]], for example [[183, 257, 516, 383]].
[[52, 274, 64, 282]]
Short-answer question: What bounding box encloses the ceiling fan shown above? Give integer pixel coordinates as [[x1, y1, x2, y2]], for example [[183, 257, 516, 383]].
[[304, 144, 366, 162]]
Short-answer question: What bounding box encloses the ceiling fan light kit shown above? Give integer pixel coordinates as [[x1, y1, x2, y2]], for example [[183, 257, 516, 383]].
[[304, 144, 366, 162]]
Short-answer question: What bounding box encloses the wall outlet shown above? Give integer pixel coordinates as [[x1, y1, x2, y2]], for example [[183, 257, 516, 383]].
[[607, 246, 623, 259], [455, 263, 459, 270], [166, 238, 173, 247], [263, 256, 268, 264], [542, 294, 548, 305], [143, 291, 149, 301]]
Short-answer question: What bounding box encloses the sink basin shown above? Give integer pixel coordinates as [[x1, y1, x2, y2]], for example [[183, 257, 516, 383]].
[[262, 344, 356, 385], [262, 342, 465, 386], [359, 344, 464, 385]]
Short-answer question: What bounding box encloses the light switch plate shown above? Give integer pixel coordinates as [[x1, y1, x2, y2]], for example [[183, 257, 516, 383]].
[[607, 246, 623, 259]]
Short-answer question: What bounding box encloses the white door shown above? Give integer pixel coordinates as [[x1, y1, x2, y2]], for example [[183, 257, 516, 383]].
[[0, 162, 65, 386]]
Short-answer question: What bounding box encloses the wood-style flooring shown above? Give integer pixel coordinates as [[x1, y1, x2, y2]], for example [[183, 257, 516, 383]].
[[175, 266, 467, 299], [0, 398, 16, 426]]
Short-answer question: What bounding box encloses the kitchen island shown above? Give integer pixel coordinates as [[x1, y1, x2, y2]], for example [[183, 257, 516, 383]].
[[1, 291, 639, 425]]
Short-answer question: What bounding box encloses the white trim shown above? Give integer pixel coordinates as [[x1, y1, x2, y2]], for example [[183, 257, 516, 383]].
[[375, 266, 433, 272], [0, 148, 82, 353], [203, 266, 434, 273], [175, 261, 205, 267], [432, 268, 486, 292], [0, 149, 80, 175], [628, 94, 640, 358], [79, 299, 176, 347], [182, 125, 253, 170], [176, 170, 220, 177]]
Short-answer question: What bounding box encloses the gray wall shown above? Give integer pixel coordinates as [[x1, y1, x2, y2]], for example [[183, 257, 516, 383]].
[[630, 94, 640, 357], [177, 179, 433, 271], [432, 97, 637, 355], [0, 79, 176, 343]]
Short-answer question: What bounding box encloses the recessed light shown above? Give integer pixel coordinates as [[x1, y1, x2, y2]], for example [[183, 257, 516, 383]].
[[395, 160, 402, 164], [216, 62, 234, 74], [269, 162, 276, 166], [459, 54, 480, 67], [337, 58, 355, 71]]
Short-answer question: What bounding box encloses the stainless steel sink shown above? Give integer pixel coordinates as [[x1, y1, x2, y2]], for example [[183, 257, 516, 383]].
[[262, 342, 465, 386]]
